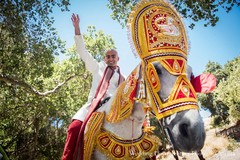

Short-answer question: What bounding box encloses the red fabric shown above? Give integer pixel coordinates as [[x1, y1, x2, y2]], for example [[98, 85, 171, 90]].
[[62, 66, 124, 160], [93, 66, 114, 98], [74, 66, 125, 160], [62, 120, 83, 160], [191, 73, 217, 93], [74, 67, 114, 160]]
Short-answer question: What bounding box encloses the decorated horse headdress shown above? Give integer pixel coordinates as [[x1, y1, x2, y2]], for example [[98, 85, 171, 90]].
[[107, 0, 199, 123], [127, 0, 199, 120]]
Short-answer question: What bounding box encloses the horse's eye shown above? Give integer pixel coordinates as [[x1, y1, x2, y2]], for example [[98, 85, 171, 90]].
[[153, 63, 162, 75]]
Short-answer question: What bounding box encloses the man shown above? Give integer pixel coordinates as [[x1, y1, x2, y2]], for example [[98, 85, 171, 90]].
[[62, 14, 125, 160]]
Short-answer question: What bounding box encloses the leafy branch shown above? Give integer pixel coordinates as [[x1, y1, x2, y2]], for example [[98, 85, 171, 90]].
[[0, 73, 88, 96]]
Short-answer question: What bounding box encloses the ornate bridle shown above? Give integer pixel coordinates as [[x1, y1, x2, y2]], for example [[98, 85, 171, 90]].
[[127, 0, 199, 120]]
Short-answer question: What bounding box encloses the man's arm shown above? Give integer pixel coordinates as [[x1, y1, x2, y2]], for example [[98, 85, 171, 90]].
[[71, 13, 99, 72]]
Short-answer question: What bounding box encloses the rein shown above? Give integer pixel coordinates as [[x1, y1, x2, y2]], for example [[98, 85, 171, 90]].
[[159, 119, 180, 160], [157, 119, 205, 160]]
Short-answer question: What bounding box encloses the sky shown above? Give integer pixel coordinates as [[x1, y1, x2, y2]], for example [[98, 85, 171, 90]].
[[52, 0, 240, 118]]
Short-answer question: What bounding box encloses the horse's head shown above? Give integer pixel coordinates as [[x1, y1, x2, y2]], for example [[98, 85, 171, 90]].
[[127, 0, 205, 153], [146, 61, 205, 152]]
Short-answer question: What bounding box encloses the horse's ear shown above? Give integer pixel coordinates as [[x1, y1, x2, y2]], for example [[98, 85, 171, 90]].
[[191, 73, 217, 93]]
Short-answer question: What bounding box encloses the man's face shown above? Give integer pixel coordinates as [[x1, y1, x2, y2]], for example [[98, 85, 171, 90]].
[[104, 50, 119, 68]]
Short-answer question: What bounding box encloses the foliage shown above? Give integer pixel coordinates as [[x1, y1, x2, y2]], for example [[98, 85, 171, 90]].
[[197, 61, 228, 120], [83, 26, 116, 62], [0, 0, 69, 81], [215, 57, 240, 122], [0, 0, 116, 159], [0, 1, 70, 159], [198, 57, 240, 126], [0, 145, 9, 160], [107, 0, 240, 29], [0, 31, 115, 160]]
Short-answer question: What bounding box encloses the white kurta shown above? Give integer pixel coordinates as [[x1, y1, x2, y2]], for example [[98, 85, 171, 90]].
[[72, 35, 120, 121]]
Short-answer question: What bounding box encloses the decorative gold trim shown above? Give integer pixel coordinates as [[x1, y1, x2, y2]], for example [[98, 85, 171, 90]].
[[107, 65, 140, 123], [84, 112, 104, 160], [146, 63, 161, 92], [96, 129, 161, 159], [127, 0, 188, 59], [145, 73, 199, 120]]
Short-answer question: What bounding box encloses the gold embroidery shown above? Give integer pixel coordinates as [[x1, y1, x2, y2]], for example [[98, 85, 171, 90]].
[[84, 112, 104, 160], [147, 75, 199, 120], [146, 63, 161, 92], [127, 0, 188, 59], [96, 129, 161, 159], [107, 65, 140, 123]]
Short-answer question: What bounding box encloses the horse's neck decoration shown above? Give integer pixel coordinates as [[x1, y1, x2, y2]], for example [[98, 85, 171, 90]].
[[96, 128, 160, 159], [127, 0, 199, 119], [107, 64, 141, 123]]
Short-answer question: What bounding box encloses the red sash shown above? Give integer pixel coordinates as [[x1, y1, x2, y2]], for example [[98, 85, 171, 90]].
[[74, 66, 125, 160]]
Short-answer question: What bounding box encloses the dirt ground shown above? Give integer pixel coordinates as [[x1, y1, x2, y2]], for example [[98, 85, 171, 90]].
[[156, 118, 240, 160]]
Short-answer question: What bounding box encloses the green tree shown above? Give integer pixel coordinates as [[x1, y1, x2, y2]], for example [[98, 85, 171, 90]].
[[215, 57, 240, 123], [0, 26, 115, 159], [83, 26, 116, 61], [198, 57, 240, 126], [107, 0, 240, 29], [0, 0, 116, 159], [198, 61, 230, 126], [0, 1, 70, 159], [198, 61, 226, 115], [0, 1, 69, 84]]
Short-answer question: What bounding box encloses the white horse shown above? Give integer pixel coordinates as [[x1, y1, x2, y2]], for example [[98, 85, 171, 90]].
[[78, 1, 207, 159], [81, 61, 205, 160]]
